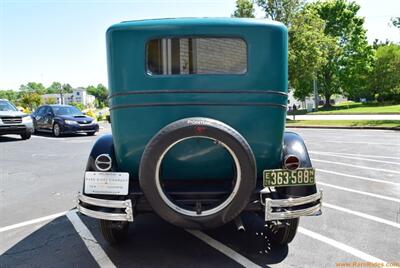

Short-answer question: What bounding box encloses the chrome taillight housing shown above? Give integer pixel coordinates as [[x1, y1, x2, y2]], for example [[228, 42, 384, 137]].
[[283, 155, 300, 170]]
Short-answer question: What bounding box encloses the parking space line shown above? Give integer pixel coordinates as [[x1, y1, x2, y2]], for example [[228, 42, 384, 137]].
[[0, 210, 69, 233], [310, 152, 400, 166], [317, 169, 400, 186], [186, 229, 261, 268], [312, 159, 400, 175], [323, 202, 400, 229], [318, 182, 400, 203], [306, 140, 398, 146], [66, 210, 116, 268], [298, 227, 387, 264], [31, 135, 66, 141], [310, 151, 400, 160]]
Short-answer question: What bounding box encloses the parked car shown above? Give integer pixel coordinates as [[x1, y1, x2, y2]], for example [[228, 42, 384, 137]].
[[31, 105, 99, 137], [0, 99, 33, 140], [77, 18, 322, 246]]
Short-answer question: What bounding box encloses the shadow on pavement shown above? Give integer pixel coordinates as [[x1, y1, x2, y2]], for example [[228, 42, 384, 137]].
[[33, 132, 94, 139], [0, 136, 24, 143], [205, 212, 289, 267], [1, 212, 289, 268], [0, 217, 98, 268]]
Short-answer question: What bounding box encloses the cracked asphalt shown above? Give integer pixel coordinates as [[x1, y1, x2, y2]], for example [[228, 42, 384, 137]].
[[0, 127, 399, 267]]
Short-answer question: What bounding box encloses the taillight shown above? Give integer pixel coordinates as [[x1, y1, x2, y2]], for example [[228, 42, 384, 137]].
[[283, 155, 300, 170]]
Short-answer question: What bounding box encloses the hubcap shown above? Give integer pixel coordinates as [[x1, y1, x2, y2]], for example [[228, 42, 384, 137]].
[[54, 125, 60, 136]]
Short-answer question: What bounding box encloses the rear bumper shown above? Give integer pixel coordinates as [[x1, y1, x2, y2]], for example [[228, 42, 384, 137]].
[[264, 191, 322, 221], [77, 189, 322, 222], [77, 194, 134, 222]]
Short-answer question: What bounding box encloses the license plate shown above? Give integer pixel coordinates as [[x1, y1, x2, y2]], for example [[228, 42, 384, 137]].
[[263, 168, 315, 187], [84, 172, 129, 195]]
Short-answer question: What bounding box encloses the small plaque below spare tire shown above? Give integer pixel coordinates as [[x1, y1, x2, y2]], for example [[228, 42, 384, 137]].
[[84, 171, 129, 195]]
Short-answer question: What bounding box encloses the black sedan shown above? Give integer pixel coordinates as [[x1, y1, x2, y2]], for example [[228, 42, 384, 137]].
[[31, 105, 99, 137]]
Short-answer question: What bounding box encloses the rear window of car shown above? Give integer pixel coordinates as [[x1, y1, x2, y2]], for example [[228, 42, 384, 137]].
[[146, 37, 247, 75]]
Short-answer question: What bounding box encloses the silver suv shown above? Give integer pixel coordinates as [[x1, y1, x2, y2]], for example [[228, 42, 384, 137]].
[[0, 99, 34, 140]]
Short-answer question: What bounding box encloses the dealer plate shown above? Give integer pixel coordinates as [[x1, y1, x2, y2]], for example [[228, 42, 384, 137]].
[[263, 168, 315, 187], [84, 171, 129, 195]]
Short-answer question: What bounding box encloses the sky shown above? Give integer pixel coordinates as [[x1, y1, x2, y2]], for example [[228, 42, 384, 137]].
[[1, 0, 399, 90]]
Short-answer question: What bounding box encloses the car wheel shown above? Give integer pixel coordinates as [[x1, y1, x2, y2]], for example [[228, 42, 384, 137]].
[[266, 218, 299, 245], [87, 132, 96, 136], [20, 132, 31, 140], [53, 123, 61, 137], [99, 220, 129, 245], [139, 117, 257, 229]]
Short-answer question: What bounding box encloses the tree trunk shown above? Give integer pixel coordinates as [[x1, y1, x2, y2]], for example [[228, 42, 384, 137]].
[[324, 93, 332, 107]]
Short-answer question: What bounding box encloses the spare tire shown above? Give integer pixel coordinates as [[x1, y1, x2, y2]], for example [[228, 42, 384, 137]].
[[139, 117, 257, 229]]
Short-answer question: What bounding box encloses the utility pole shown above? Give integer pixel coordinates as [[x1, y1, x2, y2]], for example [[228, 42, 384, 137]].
[[313, 79, 318, 112], [60, 85, 64, 105]]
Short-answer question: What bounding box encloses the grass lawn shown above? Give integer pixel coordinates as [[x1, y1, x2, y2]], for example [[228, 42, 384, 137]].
[[286, 120, 400, 128], [310, 102, 400, 114]]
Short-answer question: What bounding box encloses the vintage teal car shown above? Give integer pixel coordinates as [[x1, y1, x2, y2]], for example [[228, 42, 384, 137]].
[[77, 18, 322, 246]]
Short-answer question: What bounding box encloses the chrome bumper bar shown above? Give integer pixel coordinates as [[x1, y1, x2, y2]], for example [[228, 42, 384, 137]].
[[265, 191, 322, 221], [77, 193, 134, 222]]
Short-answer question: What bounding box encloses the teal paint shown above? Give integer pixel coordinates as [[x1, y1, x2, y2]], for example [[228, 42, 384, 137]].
[[106, 18, 288, 181]]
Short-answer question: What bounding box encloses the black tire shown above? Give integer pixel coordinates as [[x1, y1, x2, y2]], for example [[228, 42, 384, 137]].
[[87, 132, 96, 136], [20, 132, 31, 140], [53, 123, 61, 137], [267, 218, 299, 245], [99, 220, 129, 245], [139, 117, 257, 229]]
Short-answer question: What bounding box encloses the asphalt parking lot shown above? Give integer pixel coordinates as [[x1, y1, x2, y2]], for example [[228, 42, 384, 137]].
[[0, 127, 399, 268]]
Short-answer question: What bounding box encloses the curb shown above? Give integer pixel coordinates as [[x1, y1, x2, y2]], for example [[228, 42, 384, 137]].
[[286, 125, 400, 131], [308, 113, 400, 115]]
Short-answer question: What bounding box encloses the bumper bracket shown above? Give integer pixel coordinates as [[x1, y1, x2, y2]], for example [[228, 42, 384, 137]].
[[77, 193, 134, 222], [265, 191, 322, 221]]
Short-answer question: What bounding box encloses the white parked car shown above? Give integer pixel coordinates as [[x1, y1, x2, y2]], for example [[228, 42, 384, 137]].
[[0, 99, 34, 140]]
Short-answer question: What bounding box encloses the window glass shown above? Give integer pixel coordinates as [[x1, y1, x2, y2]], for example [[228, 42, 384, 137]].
[[35, 107, 44, 115], [147, 37, 247, 75], [0, 100, 17, 111], [43, 107, 51, 115], [53, 106, 82, 116]]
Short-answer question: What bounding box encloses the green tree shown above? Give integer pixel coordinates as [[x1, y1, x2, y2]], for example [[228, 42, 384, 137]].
[[62, 83, 73, 93], [392, 17, 400, 29], [232, 0, 255, 18], [45, 97, 57, 104], [309, 0, 373, 106], [19, 92, 42, 110], [46, 82, 62, 94], [86, 84, 109, 108], [0, 90, 19, 102], [19, 82, 46, 94], [369, 44, 400, 103], [250, 0, 330, 101], [69, 101, 85, 111], [289, 7, 334, 100], [256, 0, 304, 26]]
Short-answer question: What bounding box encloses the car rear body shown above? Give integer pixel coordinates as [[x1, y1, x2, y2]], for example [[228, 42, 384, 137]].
[[77, 18, 321, 238], [107, 18, 288, 181]]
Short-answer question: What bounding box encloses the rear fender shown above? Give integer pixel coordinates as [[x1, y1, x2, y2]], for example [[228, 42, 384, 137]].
[[277, 131, 318, 198], [86, 134, 118, 171]]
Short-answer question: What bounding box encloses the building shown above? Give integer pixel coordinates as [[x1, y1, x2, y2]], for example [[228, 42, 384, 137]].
[[287, 89, 348, 111], [42, 87, 95, 107]]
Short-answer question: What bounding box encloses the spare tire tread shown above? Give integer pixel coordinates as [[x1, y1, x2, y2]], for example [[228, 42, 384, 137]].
[[139, 117, 257, 229]]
